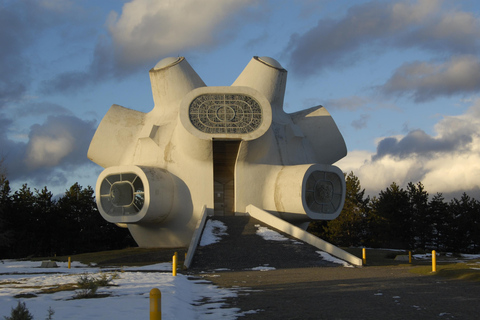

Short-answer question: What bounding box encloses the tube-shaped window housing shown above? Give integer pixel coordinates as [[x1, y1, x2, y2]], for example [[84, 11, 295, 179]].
[[96, 165, 175, 224], [274, 164, 345, 220]]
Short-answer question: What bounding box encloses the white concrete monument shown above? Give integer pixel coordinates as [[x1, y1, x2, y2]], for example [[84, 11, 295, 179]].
[[88, 56, 347, 248]]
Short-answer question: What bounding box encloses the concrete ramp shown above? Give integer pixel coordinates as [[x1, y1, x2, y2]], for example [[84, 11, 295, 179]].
[[247, 205, 363, 267]]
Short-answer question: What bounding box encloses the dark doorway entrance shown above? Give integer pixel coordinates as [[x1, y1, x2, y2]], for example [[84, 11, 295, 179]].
[[213, 140, 240, 216]]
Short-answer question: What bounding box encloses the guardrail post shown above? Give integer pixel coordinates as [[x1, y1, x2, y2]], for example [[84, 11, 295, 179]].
[[150, 288, 161, 320]]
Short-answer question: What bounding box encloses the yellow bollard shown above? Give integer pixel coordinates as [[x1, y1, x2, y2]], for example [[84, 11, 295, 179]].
[[172, 254, 177, 277], [409, 251, 412, 264], [362, 248, 366, 265], [432, 250, 437, 272], [68, 257, 71, 269], [150, 288, 161, 320]]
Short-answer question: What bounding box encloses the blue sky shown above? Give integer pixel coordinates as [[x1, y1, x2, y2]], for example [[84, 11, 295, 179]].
[[2, 0, 480, 199]]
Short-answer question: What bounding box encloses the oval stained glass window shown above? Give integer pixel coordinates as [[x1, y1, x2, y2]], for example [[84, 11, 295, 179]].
[[188, 94, 263, 134]]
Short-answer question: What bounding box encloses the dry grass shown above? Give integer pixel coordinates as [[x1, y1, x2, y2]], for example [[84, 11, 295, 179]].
[[344, 248, 480, 282], [34, 247, 176, 266], [410, 261, 480, 282]]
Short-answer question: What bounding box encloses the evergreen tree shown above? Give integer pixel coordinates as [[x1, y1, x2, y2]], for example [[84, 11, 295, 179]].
[[0, 161, 13, 253], [33, 186, 58, 256], [9, 184, 36, 258], [321, 172, 371, 246], [428, 193, 449, 250], [407, 182, 429, 250], [56, 183, 135, 255], [371, 182, 410, 249], [448, 193, 480, 253]]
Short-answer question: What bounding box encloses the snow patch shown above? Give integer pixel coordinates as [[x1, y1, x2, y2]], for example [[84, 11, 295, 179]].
[[200, 219, 228, 246], [250, 265, 276, 271], [316, 251, 353, 267], [255, 225, 289, 241], [0, 260, 246, 319]]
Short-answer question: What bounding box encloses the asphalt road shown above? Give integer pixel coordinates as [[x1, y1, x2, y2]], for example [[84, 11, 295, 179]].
[[195, 265, 480, 319]]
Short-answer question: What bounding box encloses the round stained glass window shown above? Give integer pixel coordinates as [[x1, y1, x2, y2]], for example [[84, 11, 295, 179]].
[[189, 94, 263, 134]]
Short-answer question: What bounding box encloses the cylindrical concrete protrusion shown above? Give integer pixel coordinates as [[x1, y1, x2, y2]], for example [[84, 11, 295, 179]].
[[432, 250, 437, 272], [150, 288, 161, 320], [362, 248, 366, 266], [96, 165, 176, 224], [273, 164, 346, 220], [149, 57, 206, 120], [232, 56, 287, 117]]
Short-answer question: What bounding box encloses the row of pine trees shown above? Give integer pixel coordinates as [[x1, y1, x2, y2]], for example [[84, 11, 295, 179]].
[[1, 165, 479, 258], [309, 172, 480, 253], [0, 172, 135, 259]]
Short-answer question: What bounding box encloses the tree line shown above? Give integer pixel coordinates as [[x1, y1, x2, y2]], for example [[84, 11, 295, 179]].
[[0, 171, 135, 259], [1, 165, 479, 258], [309, 172, 480, 253]]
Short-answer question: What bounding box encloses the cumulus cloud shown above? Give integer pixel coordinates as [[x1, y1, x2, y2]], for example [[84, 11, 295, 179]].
[[107, 0, 258, 68], [0, 113, 96, 188], [286, 0, 480, 100], [41, 0, 262, 93], [26, 115, 96, 168], [337, 98, 480, 197], [380, 55, 480, 102]]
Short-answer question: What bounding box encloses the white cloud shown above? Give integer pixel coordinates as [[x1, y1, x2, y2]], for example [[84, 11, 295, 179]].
[[336, 98, 480, 197], [0, 115, 96, 191], [26, 133, 74, 169], [107, 0, 258, 67]]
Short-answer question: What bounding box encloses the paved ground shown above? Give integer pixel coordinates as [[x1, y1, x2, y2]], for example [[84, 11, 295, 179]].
[[187, 217, 480, 319], [194, 265, 480, 319]]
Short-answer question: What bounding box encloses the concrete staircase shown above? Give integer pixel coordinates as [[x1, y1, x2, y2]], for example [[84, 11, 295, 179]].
[[189, 216, 349, 271]]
